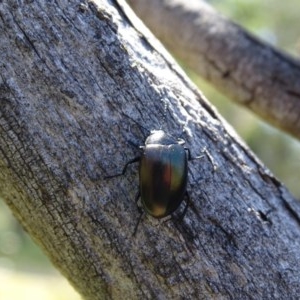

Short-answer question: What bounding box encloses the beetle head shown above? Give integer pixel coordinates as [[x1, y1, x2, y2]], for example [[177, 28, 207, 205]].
[[146, 130, 185, 146]]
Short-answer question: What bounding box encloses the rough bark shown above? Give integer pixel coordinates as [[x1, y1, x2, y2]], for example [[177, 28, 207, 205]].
[[0, 0, 300, 299], [127, 0, 300, 140]]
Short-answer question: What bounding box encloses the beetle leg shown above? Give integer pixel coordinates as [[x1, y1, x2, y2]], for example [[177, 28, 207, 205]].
[[184, 147, 192, 161], [134, 189, 141, 204], [120, 156, 140, 174], [187, 147, 218, 172], [203, 148, 218, 171], [178, 191, 190, 221], [132, 189, 145, 236], [186, 147, 206, 161], [133, 211, 144, 236], [134, 189, 144, 215], [105, 156, 140, 178]]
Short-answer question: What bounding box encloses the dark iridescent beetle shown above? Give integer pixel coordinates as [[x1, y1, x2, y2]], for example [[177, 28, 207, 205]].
[[106, 130, 191, 227], [139, 130, 190, 218]]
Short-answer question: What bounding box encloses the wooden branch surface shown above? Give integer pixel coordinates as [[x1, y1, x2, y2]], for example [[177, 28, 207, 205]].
[[0, 0, 300, 299], [128, 0, 300, 139]]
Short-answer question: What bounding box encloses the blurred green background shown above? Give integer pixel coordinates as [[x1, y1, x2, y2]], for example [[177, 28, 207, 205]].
[[206, 0, 300, 198], [1, 1, 299, 299]]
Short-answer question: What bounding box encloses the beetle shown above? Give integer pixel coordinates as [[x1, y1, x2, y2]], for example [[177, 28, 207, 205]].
[[139, 130, 190, 218], [106, 130, 191, 221]]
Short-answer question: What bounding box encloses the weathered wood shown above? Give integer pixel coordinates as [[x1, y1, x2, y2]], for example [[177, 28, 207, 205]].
[[128, 0, 300, 140], [0, 0, 300, 299]]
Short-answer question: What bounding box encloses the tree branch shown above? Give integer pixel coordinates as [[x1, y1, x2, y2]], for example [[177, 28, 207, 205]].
[[0, 0, 300, 299], [127, 0, 300, 139]]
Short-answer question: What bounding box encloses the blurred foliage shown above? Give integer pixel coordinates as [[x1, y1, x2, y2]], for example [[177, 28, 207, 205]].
[[199, 0, 300, 198], [210, 0, 300, 55], [0, 200, 80, 298], [0, 201, 53, 272], [0, 267, 81, 300], [1, 1, 300, 298]]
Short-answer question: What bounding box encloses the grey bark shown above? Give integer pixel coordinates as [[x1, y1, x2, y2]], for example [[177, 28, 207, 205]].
[[127, 0, 300, 140], [0, 0, 300, 299]]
